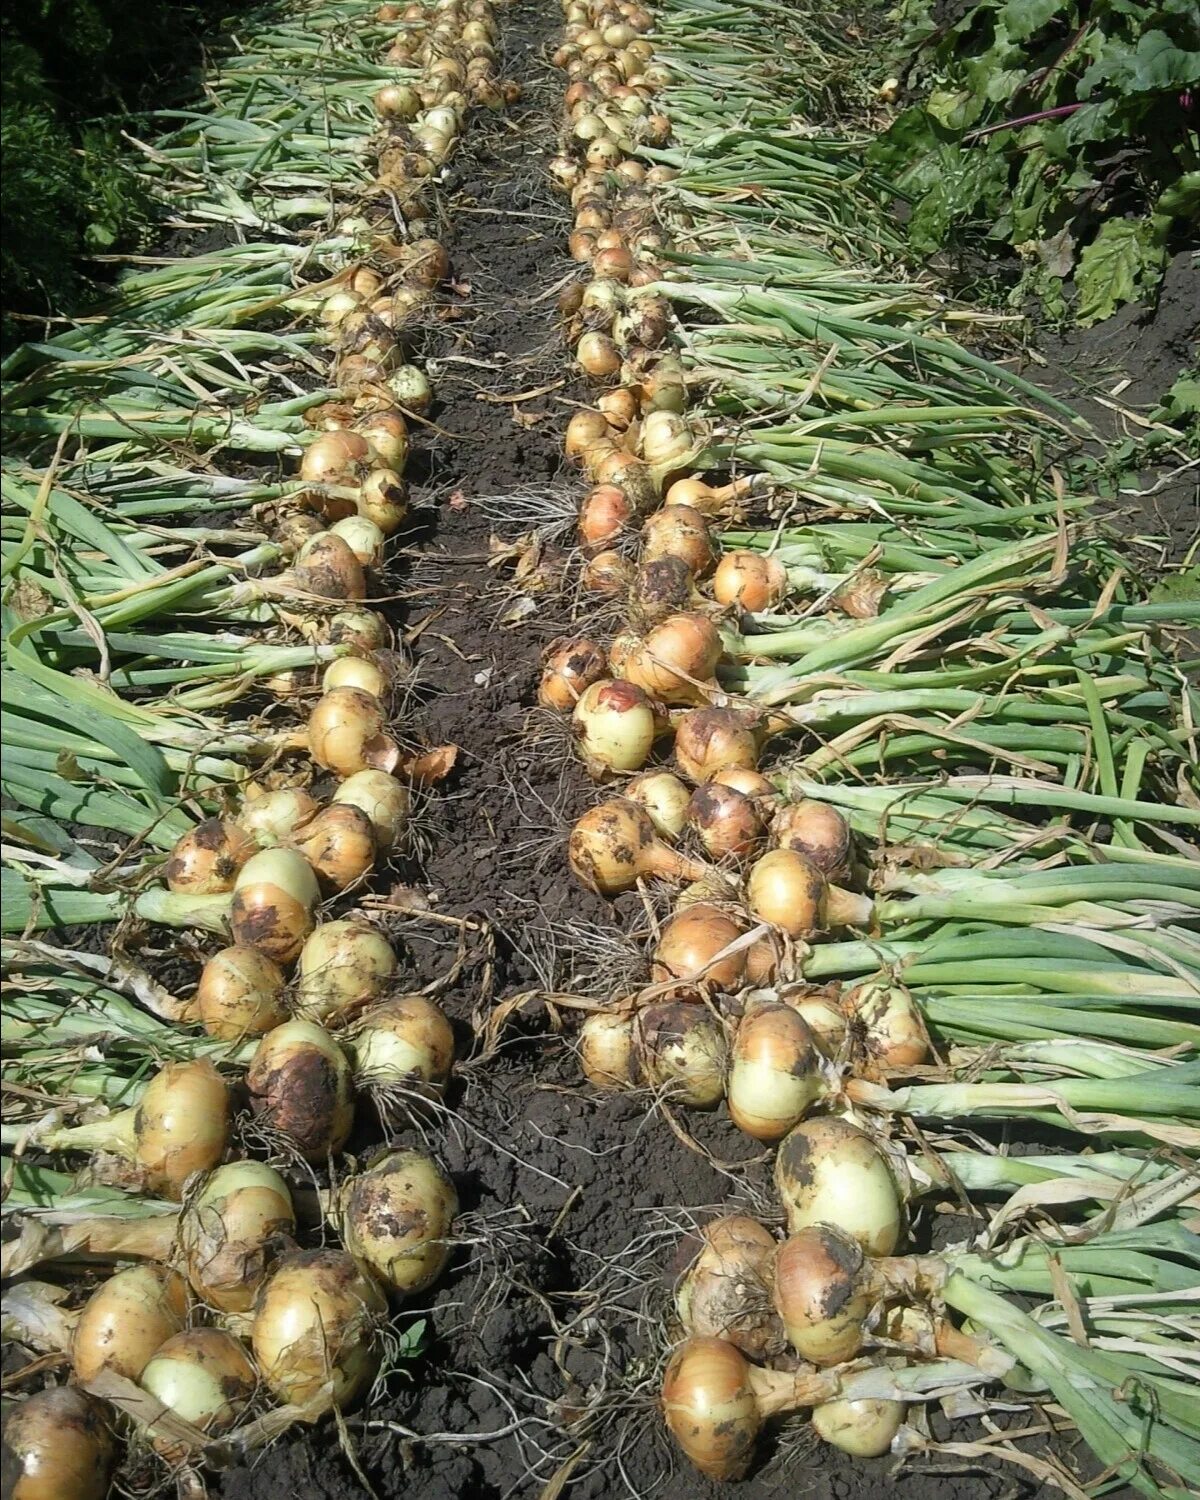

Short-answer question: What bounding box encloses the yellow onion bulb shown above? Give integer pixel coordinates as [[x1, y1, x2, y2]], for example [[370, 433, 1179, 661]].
[[676, 1217, 782, 1360], [773, 1225, 870, 1366], [685, 783, 764, 862], [712, 766, 776, 800], [625, 769, 691, 839], [746, 848, 827, 938], [1, 1387, 113, 1500], [385, 364, 433, 417], [354, 408, 409, 471], [578, 484, 636, 552], [572, 679, 659, 777], [639, 409, 695, 469], [300, 429, 371, 489], [582, 548, 635, 596], [71, 1263, 189, 1384], [329, 515, 386, 569], [788, 989, 849, 1057], [134, 1059, 230, 1199], [230, 847, 320, 963], [651, 903, 747, 991], [620, 613, 722, 705], [351, 995, 455, 1092], [577, 330, 622, 381], [538, 637, 608, 711], [727, 1005, 822, 1141], [288, 804, 377, 891], [812, 1397, 904, 1457], [323, 654, 388, 698], [674, 707, 760, 782], [333, 768, 410, 851], [308, 687, 399, 778], [328, 607, 389, 652], [661, 1337, 763, 1481], [296, 920, 397, 1025], [375, 82, 422, 118], [358, 467, 410, 534], [712, 551, 787, 611], [771, 800, 853, 880], [252, 1250, 386, 1415], [774, 1116, 901, 1256], [635, 1002, 727, 1108], [181, 1160, 296, 1313], [564, 407, 613, 461], [195, 945, 288, 1040], [578, 1010, 635, 1088], [294, 531, 367, 599], [848, 978, 930, 1071], [569, 798, 708, 896], [641, 504, 716, 578], [247, 1019, 355, 1162], [165, 818, 256, 896], [340, 1149, 457, 1295], [238, 788, 319, 847], [140, 1329, 256, 1451]]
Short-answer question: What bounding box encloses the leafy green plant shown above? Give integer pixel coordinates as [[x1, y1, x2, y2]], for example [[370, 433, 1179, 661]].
[[871, 0, 1200, 322]]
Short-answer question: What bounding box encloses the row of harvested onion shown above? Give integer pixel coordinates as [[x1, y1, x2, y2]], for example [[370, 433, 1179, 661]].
[[4, 6, 506, 1495], [541, 0, 949, 1479]]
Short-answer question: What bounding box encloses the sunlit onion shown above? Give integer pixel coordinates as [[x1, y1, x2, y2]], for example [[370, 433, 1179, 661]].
[[773, 1225, 870, 1365], [569, 798, 709, 895], [635, 1001, 727, 1107], [181, 1160, 295, 1313], [619, 613, 721, 705], [308, 687, 399, 777], [288, 804, 377, 891], [247, 1019, 355, 1162], [676, 1217, 782, 1359], [231, 847, 320, 963], [340, 1149, 457, 1294], [812, 1396, 903, 1457], [572, 679, 659, 777], [625, 769, 691, 838], [712, 551, 787, 611], [2, 1387, 113, 1500], [727, 1005, 821, 1141], [196, 945, 288, 1040], [72, 1263, 188, 1384], [141, 1328, 256, 1453], [578, 1010, 635, 1088], [332, 768, 410, 851], [296, 920, 396, 1024], [771, 800, 853, 880], [774, 1116, 901, 1255], [685, 783, 764, 862], [165, 819, 256, 896], [651, 903, 747, 990], [238, 788, 319, 847], [746, 849, 871, 938], [351, 995, 454, 1093], [538, 637, 608, 711], [293, 532, 367, 599]]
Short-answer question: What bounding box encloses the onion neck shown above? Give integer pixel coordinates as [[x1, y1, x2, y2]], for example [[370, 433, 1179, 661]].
[[823, 885, 873, 929], [641, 842, 712, 884], [747, 1362, 834, 1418], [134, 887, 232, 935], [0, 1281, 78, 1353], [42, 1105, 139, 1162]]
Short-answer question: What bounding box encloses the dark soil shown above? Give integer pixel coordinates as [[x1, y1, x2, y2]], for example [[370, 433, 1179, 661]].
[[211, 6, 1115, 1500]]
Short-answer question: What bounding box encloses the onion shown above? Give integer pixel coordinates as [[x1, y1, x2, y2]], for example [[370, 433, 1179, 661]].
[[685, 783, 764, 862], [771, 800, 853, 880], [674, 707, 760, 781], [636, 559, 693, 622], [625, 769, 691, 838], [308, 687, 399, 777], [712, 550, 787, 611], [676, 1217, 782, 1359], [403, 236, 450, 289], [639, 410, 695, 469], [288, 804, 377, 891], [581, 548, 634, 595], [569, 798, 709, 895], [329, 515, 386, 569], [578, 1010, 635, 1088], [252, 1249, 386, 1414], [196, 945, 288, 1039], [1, 1387, 113, 1500], [328, 607, 389, 651], [375, 82, 421, 118], [247, 1019, 355, 1162], [385, 364, 433, 416], [727, 1005, 822, 1141], [39, 1059, 229, 1200], [273, 510, 327, 554], [231, 847, 320, 963], [238, 788, 319, 847], [538, 637, 607, 711], [293, 532, 366, 599], [848, 978, 930, 1071], [181, 1160, 295, 1313], [333, 768, 410, 851], [812, 1396, 904, 1457], [787, 988, 848, 1056], [641, 504, 716, 578], [577, 330, 622, 380], [565, 408, 612, 460], [572, 679, 659, 777], [712, 766, 776, 800], [354, 408, 409, 472], [296, 921, 396, 1024], [651, 903, 747, 990], [774, 1115, 902, 1256], [351, 995, 455, 1092], [323, 654, 388, 698], [746, 849, 872, 938], [592, 444, 657, 507], [141, 1328, 256, 1453], [165, 819, 256, 896], [619, 613, 722, 705], [579, 483, 636, 551], [358, 468, 410, 534], [635, 1001, 727, 1107], [597, 386, 639, 430], [72, 1263, 188, 1383], [772, 1225, 870, 1365], [340, 1149, 457, 1294], [300, 430, 371, 489]]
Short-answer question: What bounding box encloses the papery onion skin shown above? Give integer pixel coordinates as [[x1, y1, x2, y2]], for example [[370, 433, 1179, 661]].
[[252, 1249, 387, 1415], [848, 978, 930, 1072], [651, 903, 746, 991], [675, 1217, 783, 1360], [773, 1225, 870, 1366], [239, 788, 319, 847], [181, 1160, 296, 1313], [635, 1002, 727, 1108], [812, 1396, 904, 1457], [774, 1116, 902, 1256], [351, 994, 455, 1092], [289, 804, 377, 891], [165, 819, 257, 895], [712, 551, 787, 612], [620, 613, 722, 705], [674, 707, 760, 782], [572, 678, 659, 777], [1, 1386, 113, 1500], [771, 800, 853, 881], [746, 847, 828, 938], [308, 687, 395, 778], [72, 1262, 189, 1384], [661, 1336, 762, 1481], [727, 1005, 822, 1141], [578, 1010, 636, 1088], [140, 1328, 256, 1448], [247, 1020, 355, 1162], [686, 782, 764, 862], [196, 945, 288, 1040], [625, 769, 691, 839], [341, 1148, 458, 1294], [538, 637, 608, 711], [136, 1058, 231, 1199], [568, 798, 708, 895]]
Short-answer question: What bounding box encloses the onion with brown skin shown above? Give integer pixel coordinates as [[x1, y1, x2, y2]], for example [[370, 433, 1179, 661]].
[[619, 612, 722, 705], [711, 766, 776, 801], [632, 556, 695, 622], [625, 769, 691, 838], [141, 1328, 256, 1457], [578, 483, 636, 551], [195, 945, 288, 1040], [675, 1217, 783, 1359], [181, 1161, 295, 1313], [292, 531, 367, 599], [774, 1116, 901, 1256], [727, 1004, 824, 1141], [340, 1149, 457, 1294], [651, 902, 747, 990], [674, 706, 761, 782], [295, 920, 396, 1024], [252, 1250, 386, 1416], [577, 330, 622, 379], [685, 782, 764, 862], [847, 978, 930, 1072], [635, 1001, 727, 1107], [350, 994, 455, 1095], [165, 819, 257, 896], [247, 1020, 355, 1162], [578, 1010, 636, 1088], [538, 637, 608, 711], [564, 407, 612, 461], [773, 1225, 872, 1366], [771, 800, 853, 880], [287, 804, 377, 891], [746, 848, 872, 938], [641, 504, 716, 578], [1, 1387, 113, 1500], [572, 679, 660, 777], [580, 547, 634, 595], [712, 550, 787, 612], [71, 1263, 189, 1383], [308, 687, 400, 777], [230, 847, 320, 964], [569, 798, 710, 895]]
